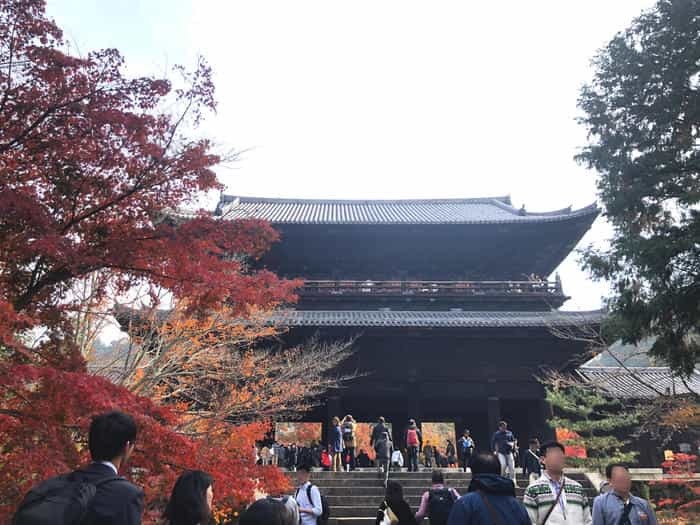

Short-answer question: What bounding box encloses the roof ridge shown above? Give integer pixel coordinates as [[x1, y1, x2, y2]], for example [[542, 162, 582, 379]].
[[275, 308, 606, 315], [222, 195, 513, 205], [215, 195, 600, 224], [579, 365, 699, 371]]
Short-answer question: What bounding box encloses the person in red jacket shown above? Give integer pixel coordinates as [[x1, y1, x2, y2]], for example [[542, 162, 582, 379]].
[[320, 447, 331, 470], [405, 419, 423, 472]]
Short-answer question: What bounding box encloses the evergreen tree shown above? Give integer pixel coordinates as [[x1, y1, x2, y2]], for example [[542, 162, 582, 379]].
[[577, 0, 700, 377], [546, 385, 639, 473]]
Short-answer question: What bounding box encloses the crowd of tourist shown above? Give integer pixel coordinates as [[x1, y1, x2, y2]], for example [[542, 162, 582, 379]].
[[254, 415, 472, 473], [12, 411, 660, 525]]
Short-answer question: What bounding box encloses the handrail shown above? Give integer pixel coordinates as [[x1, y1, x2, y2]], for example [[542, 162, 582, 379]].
[[299, 279, 563, 297]]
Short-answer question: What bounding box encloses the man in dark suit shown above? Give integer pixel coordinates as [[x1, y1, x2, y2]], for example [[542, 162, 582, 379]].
[[75, 411, 144, 524]]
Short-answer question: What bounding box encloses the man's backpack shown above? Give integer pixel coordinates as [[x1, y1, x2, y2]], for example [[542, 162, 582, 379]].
[[427, 487, 457, 525], [12, 472, 122, 525], [298, 484, 331, 525], [406, 428, 419, 446]]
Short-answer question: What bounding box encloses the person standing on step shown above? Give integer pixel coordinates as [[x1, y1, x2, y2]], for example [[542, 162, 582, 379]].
[[376, 481, 418, 525], [491, 421, 517, 484], [260, 445, 272, 466], [523, 441, 592, 525], [372, 416, 392, 449], [446, 453, 529, 525], [341, 414, 357, 471], [423, 441, 435, 468], [375, 431, 393, 474], [320, 446, 331, 470], [391, 447, 405, 471], [405, 419, 422, 472], [522, 438, 542, 485], [294, 464, 323, 525], [271, 441, 281, 467], [592, 463, 657, 525], [457, 430, 475, 473], [415, 469, 459, 525], [357, 449, 372, 468], [445, 440, 457, 468], [310, 441, 322, 469], [329, 416, 343, 472], [287, 443, 298, 471]]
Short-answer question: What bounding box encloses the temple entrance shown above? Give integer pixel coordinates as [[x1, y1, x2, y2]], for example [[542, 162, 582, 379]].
[[307, 393, 550, 455]]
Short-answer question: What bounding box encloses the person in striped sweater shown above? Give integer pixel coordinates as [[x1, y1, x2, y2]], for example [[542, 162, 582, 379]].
[[523, 441, 592, 525]]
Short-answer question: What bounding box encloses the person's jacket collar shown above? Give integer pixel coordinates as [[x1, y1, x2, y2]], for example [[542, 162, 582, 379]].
[[467, 473, 516, 497]]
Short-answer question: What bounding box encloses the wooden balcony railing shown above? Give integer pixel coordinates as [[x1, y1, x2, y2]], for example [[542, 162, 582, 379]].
[[298, 279, 563, 298]]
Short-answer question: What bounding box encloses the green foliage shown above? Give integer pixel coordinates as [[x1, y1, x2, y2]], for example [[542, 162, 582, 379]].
[[576, 0, 700, 377], [546, 385, 639, 472]]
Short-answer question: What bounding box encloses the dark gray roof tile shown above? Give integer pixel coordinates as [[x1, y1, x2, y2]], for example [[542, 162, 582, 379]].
[[217, 196, 599, 225], [270, 309, 604, 328], [577, 366, 700, 398]]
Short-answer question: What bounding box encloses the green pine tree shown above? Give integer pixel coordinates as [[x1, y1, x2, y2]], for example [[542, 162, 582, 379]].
[[577, 0, 700, 377], [546, 385, 640, 473]]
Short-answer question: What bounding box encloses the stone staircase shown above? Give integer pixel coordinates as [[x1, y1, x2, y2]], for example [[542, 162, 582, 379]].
[[299, 470, 596, 525]]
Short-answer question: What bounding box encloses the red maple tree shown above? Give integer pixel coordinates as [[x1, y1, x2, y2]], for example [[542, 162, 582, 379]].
[[0, 365, 290, 522], [0, 1, 300, 521], [0, 0, 298, 355]]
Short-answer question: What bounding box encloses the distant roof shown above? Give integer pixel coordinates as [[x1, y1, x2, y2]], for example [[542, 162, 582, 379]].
[[578, 366, 700, 399], [270, 309, 604, 328], [583, 338, 660, 368], [216, 195, 599, 225]]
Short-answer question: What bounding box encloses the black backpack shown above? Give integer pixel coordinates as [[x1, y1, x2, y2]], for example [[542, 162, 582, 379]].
[[297, 484, 331, 525], [427, 487, 457, 525], [12, 472, 123, 525]]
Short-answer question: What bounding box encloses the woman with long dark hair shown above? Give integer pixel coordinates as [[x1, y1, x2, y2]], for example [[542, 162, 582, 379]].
[[239, 497, 298, 525], [375, 480, 417, 525], [164, 470, 214, 525]]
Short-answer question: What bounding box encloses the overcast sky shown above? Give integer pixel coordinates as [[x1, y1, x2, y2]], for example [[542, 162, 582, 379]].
[[48, 0, 657, 313]]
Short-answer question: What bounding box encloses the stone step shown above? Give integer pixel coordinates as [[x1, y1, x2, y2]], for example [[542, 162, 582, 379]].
[[306, 471, 532, 480], [321, 487, 541, 498], [326, 495, 424, 506], [329, 518, 374, 525], [330, 506, 390, 518], [308, 474, 531, 482], [315, 481, 475, 490], [293, 470, 598, 523], [320, 488, 472, 497], [311, 470, 482, 479], [309, 470, 530, 477]]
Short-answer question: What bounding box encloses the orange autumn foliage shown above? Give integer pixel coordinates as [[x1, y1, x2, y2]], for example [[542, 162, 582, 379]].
[[108, 303, 355, 429]]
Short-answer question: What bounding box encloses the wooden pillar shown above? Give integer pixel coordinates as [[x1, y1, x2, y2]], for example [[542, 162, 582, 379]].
[[454, 415, 465, 445], [326, 395, 342, 445], [408, 390, 422, 421], [327, 395, 342, 420], [487, 396, 501, 446]]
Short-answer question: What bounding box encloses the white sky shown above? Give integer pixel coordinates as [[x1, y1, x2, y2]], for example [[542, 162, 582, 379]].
[[48, 0, 657, 314]]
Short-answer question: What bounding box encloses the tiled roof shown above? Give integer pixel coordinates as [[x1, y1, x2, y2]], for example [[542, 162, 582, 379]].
[[216, 195, 599, 225], [270, 309, 605, 328], [577, 366, 700, 399]]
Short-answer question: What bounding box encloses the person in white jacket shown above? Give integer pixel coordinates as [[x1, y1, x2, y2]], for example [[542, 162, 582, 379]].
[[523, 441, 592, 525], [391, 448, 405, 471]]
